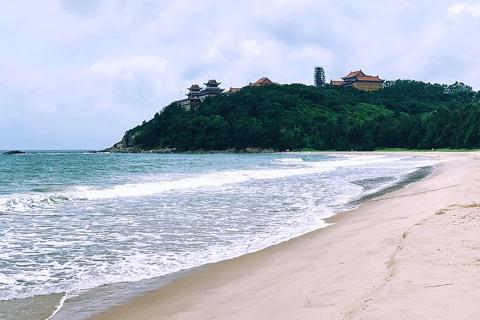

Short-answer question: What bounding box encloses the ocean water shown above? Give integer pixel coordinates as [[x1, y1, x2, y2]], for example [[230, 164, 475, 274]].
[[0, 152, 436, 319]]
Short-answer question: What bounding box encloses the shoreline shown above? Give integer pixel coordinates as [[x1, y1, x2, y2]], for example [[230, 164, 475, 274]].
[[99, 148, 480, 154], [46, 153, 429, 319], [2, 151, 427, 320], [87, 151, 480, 320]]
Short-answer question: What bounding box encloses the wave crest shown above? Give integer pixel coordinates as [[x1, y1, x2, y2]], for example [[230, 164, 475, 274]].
[[0, 155, 435, 214]]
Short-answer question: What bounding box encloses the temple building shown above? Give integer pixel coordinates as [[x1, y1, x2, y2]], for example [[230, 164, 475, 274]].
[[177, 79, 225, 111], [227, 87, 241, 94], [202, 79, 224, 97], [177, 77, 278, 111], [187, 84, 202, 99], [330, 70, 384, 91], [250, 77, 276, 86]]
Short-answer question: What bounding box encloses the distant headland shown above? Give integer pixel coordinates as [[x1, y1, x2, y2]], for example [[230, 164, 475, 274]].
[[105, 67, 479, 153], [3, 150, 26, 155]]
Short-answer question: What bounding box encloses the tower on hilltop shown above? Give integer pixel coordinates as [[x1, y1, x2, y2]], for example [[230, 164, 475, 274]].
[[314, 66, 326, 87]]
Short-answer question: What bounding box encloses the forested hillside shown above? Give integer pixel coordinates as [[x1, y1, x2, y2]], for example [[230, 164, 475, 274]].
[[110, 80, 480, 151]]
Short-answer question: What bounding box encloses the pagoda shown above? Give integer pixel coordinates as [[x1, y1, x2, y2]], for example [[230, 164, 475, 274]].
[[187, 84, 202, 99], [330, 70, 384, 91], [202, 79, 224, 97], [177, 79, 225, 111]]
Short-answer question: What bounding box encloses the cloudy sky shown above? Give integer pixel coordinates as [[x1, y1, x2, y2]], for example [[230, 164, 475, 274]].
[[1, 0, 479, 149]]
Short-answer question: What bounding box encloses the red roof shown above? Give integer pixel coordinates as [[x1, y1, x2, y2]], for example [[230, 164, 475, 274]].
[[252, 77, 275, 86], [356, 75, 384, 82], [343, 70, 366, 79], [341, 70, 384, 82]]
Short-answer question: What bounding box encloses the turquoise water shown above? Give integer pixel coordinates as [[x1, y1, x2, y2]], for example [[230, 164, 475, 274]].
[[0, 152, 436, 319]]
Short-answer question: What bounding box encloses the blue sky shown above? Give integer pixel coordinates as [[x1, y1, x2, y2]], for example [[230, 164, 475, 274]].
[[1, 0, 480, 149]]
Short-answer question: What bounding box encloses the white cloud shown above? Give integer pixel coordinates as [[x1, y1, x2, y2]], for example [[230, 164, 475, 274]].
[[241, 40, 267, 56], [0, 0, 479, 149], [447, 2, 480, 17], [86, 55, 167, 80]]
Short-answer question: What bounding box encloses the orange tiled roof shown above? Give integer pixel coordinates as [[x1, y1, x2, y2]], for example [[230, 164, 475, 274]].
[[356, 75, 384, 82], [340, 69, 384, 82], [253, 77, 275, 85], [343, 70, 366, 79]]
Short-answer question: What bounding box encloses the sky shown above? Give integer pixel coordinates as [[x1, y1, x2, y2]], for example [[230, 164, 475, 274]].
[[1, 0, 480, 150]]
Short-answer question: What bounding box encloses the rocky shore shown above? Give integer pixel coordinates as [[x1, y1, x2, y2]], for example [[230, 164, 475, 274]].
[[103, 143, 275, 154]]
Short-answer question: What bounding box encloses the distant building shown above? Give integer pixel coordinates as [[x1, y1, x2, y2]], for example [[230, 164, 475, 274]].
[[330, 80, 347, 86], [330, 70, 384, 91], [177, 84, 202, 110], [187, 84, 203, 98], [177, 79, 225, 111], [202, 79, 224, 97], [314, 66, 326, 87], [250, 77, 276, 86], [227, 87, 241, 94]]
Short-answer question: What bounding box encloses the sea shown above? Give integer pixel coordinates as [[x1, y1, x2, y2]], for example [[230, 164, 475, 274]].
[[0, 151, 437, 320]]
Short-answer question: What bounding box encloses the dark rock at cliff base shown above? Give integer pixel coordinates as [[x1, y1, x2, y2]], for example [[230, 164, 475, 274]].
[[3, 150, 26, 155]]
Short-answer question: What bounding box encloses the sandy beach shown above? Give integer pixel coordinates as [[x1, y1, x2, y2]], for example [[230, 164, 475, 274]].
[[90, 152, 480, 320]]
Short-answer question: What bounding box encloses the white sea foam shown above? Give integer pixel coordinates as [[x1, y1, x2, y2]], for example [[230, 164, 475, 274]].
[[45, 293, 68, 320], [0, 154, 438, 305], [0, 213, 332, 301], [274, 158, 305, 164], [0, 155, 435, 214]]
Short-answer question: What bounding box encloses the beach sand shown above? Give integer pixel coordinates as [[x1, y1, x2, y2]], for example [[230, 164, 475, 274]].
[[90, 152, 480, 320]]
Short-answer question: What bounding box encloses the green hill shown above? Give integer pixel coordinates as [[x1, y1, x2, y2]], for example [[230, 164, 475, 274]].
[[108, 80, 480, 152]]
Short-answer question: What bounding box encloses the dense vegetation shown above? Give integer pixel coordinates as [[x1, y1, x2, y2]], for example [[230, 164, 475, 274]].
[[114, 80, 480, 151]]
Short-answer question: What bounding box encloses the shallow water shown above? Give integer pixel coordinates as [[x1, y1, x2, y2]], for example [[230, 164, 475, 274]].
[[0, 152, 436, 319]]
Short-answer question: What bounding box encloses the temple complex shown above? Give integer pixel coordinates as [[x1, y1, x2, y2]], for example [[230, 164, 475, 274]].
[[330, 70, 384, 91], [177, 76, 277, 111], [177, 79, 225, 110]]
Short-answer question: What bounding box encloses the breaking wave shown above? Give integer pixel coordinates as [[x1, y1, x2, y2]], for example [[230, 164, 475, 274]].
[[0, 155, 437, 215]]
